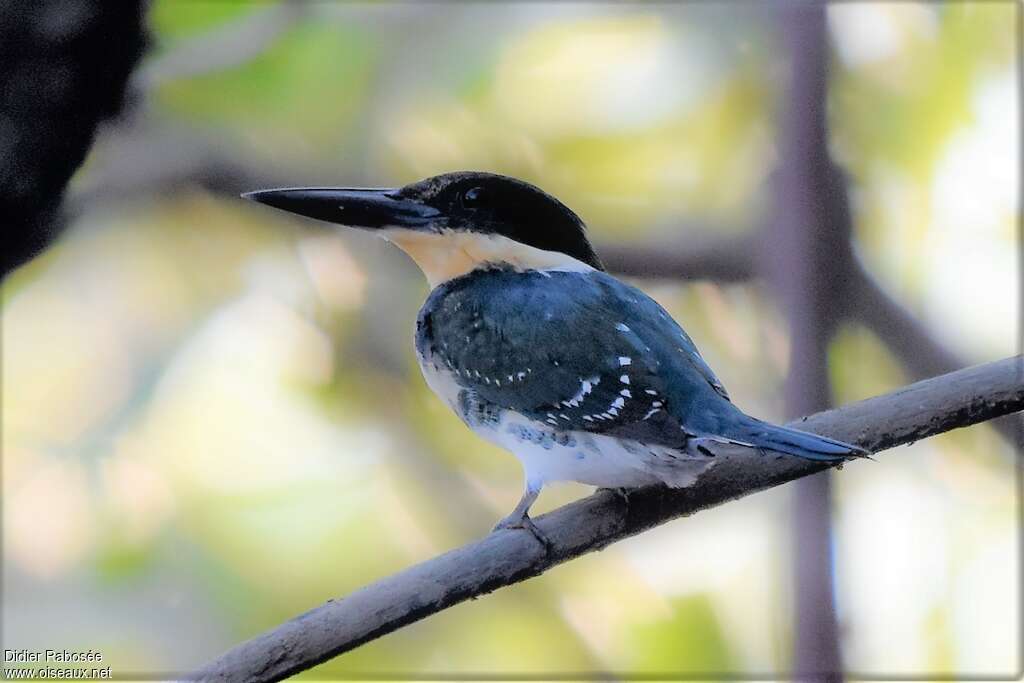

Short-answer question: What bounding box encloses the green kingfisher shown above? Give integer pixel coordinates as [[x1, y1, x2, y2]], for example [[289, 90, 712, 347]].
[[244, 171, 866, 546]]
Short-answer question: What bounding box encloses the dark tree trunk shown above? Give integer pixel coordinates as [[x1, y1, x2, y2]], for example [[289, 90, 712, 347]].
[[0, 0, 147, 278], [767, 2, 856, 680]]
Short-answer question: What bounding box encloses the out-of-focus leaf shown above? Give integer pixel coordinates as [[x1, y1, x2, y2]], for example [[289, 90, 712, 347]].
[[150, 0, 270, 42], [832, 3, 1014, 181], [829, 324, 907, 406], [627, 593, 734, 671], [381, 14, 769, 232], [95, 540, 155, 583], [155, 22, 376, 153]]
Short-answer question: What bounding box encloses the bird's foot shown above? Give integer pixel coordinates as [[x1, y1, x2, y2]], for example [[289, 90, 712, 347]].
[[492, 512, 552, 554], [599, 486, 633, 510]]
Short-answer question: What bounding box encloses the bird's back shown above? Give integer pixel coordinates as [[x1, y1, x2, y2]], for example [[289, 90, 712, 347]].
[[415, 266, 741, 451]]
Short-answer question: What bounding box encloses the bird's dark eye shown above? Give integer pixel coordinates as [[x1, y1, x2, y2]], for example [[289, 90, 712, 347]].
[[460, 187, 484, 208]]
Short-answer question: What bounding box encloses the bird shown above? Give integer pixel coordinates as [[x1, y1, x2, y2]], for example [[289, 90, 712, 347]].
[[243, 171, 867, 547]]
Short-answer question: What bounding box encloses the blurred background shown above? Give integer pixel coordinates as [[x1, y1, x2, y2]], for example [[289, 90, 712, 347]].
[[1, 1, 1019, 678]]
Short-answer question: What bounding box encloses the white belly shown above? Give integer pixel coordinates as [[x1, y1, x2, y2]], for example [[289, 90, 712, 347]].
[[418, 357, 705, 489], [488, 414, 663, 488]]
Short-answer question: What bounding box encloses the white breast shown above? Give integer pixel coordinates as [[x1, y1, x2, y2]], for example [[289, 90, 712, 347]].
[[417, 352, 465, 414]]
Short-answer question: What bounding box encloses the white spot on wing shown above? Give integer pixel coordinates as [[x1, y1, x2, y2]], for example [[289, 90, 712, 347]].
[[567, 376, 600, 405], [615, 323, 631, 332], [618, 357, 632, 366]]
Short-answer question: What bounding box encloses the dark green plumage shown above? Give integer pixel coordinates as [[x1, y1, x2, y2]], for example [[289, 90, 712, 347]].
[[418, 267, 727, 447], [416, 266, 864, 462]]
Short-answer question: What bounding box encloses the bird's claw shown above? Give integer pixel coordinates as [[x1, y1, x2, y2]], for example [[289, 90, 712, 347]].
[[599, 486, 633, 509], [492, 513, 553, 554]]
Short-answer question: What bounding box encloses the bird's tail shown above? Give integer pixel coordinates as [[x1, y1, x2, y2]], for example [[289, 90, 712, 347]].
[[721, 415, 868, 462]]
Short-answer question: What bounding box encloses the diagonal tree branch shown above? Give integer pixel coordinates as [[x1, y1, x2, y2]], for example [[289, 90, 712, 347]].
[[194, 356, 1023, 682], [849, 259, 967, 380], [847, 259, 1020, 445]]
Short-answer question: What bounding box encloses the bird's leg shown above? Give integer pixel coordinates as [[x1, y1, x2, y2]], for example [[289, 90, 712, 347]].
[[492, 486, 538, 529], [492, 483, 552, 553]]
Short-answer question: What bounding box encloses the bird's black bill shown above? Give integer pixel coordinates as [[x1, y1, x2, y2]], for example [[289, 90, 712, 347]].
[[242, 187, 441, 229]]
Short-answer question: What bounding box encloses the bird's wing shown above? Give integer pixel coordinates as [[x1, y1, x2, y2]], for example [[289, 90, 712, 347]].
[[417, 269, 731, 449], [675, 325, 730, 402]]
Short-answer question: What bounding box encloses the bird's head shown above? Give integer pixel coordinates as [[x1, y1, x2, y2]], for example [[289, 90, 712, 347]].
[[243, 171, 604, 287]]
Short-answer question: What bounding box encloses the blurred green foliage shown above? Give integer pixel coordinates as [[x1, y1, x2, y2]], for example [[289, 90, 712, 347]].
[[151, 1, 260, 39], [833, 4, 1014, 179], [628, 594, 733, 671], [157, 22, 377, 150]]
